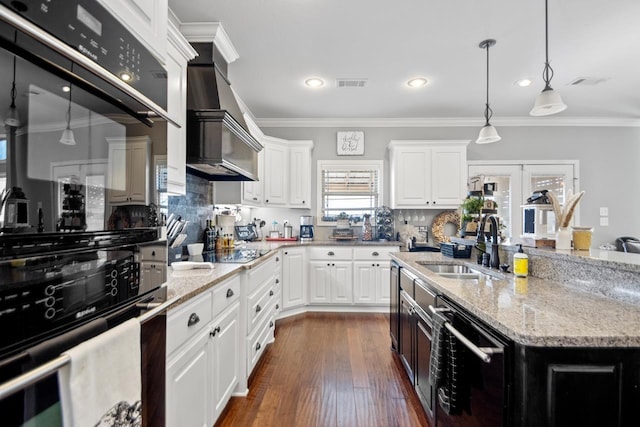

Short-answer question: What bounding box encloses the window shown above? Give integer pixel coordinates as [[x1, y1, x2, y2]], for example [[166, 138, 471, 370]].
[[317, 160, 383, 226]]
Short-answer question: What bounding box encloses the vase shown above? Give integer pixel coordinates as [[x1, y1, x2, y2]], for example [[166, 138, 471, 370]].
[[555, 227, 572, 250], [362, 215, 373, 241]]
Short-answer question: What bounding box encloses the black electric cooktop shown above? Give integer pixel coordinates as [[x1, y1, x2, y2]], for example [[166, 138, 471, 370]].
[[200, 249, 271, 264]]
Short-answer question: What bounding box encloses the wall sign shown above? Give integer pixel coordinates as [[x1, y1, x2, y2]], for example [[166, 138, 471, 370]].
[[337, 131, 364, 155]]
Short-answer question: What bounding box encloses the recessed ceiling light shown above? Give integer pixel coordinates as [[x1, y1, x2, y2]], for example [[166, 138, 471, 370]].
[[515, 78, 532, 87], [407, 77, 428, 88], [61, 85, 71, 92], [305, 77, 325, 88], [120, 72, 132, 82]]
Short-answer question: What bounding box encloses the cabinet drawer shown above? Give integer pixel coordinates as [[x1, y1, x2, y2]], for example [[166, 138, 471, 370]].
[[138, 244, 167, 261], [167, 290, 213, 356], [309, 247, 352, 260], [212, 275, 240, 316], [247, 315, 275, 374], [247, 283, 277, 334], [353, 246, 397, 260], [247, 256, 277, 294]]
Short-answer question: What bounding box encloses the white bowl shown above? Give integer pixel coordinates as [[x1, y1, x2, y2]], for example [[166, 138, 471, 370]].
[[187, 243, 204, 256]]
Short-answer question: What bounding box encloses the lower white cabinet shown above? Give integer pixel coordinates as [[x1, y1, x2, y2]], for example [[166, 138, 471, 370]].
[[308, 261, 353, 304], [281, 247, 306, 310], [166, 275, 240, 427], [353, 261, 391, 304]]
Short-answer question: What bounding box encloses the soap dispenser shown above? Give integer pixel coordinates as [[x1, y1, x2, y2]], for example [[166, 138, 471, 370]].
[[513, 244, 529, 277]]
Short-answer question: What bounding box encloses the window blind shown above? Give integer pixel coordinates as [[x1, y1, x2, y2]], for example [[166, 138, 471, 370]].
[[321, 168, 379, 221]]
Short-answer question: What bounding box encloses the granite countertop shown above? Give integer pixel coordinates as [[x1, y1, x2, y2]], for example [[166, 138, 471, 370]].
[[163, 240, 401, 310], [392, 252, 640, 348]]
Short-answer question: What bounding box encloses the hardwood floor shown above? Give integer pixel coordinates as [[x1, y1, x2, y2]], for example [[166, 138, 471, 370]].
[[215, 312, 430, 427]]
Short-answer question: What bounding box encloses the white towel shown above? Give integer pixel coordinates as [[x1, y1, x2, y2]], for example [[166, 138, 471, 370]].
[[58, 318, 142, 427]]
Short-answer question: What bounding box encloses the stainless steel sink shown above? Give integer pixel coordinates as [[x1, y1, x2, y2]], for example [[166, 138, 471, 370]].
[[415, 262, 504, 280]]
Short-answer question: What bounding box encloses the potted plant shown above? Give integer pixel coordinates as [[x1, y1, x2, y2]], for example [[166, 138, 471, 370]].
[[460, 196, 484, 237]]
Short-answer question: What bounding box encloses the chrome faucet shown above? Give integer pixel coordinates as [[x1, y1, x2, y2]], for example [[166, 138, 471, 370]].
[[476, 214, 500, 269]]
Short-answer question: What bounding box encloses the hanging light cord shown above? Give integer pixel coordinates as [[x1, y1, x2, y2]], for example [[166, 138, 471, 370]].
[[483, 42, 493, 126], [10, 57, 17, 108], [541, 0, 554, 91], [65, 86, 72, 128]]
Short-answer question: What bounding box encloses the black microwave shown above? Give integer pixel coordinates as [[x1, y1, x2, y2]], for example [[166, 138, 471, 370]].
[[0, 0, 171, 247]]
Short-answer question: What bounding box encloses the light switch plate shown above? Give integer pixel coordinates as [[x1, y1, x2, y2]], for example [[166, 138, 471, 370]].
[[600, 217, 609, 226], [599, 207, 609, 216]]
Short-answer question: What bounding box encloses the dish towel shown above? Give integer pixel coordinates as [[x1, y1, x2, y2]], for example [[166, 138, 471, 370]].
[[429, 311, 448, 387], [58, 318, 142, 427]]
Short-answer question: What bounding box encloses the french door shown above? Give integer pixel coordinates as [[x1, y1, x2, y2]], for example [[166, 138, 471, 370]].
[[468, 162, 578, 239]]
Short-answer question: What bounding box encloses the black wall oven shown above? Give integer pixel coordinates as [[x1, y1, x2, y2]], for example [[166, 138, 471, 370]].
[[0, 1, 170, 425]]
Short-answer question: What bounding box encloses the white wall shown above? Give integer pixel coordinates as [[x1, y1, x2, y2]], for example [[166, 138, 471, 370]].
[[245, 124, 640, 247]]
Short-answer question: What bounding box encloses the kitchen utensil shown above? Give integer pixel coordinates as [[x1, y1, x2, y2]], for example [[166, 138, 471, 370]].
[[187, 243, 204, 255], [171, 261, 215, 271], [170, 233, 187, 248]]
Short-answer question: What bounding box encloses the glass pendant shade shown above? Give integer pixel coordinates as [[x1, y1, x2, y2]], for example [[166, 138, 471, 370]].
[[4, 105, 20, 127], [530, 88, 567, 116], [476, 124, 501, 144], [59, 125, 76, 145]]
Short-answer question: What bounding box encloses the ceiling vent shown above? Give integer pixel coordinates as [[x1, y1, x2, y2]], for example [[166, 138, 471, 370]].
[[568, 77, 609, 86], [336, 78, 368, 88]]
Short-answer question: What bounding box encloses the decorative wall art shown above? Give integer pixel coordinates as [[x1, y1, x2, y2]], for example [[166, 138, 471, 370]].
[[337, 131, 364, 155]]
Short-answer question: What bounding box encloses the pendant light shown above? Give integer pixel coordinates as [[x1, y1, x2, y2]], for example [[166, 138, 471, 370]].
[[60, 84, 76, 145], [476, 39, 501, 144], [4, 55, 20, 127], [530, 0, 567, 116]]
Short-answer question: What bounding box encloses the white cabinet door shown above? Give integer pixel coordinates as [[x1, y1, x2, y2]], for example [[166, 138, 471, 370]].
[[282, 248, 306, 310], [390, 147, 431, 207], [289, 144, 311, 207], [128, 143, 149, 203], [389, 141, 469, 209], [331, 261, 353, 304], [165, 27, 188, 195], [107, 137, 150, 204], [430, 146, 467, 206], [242, 147, 263, 205], [97, 0, 168, 63], [308, 261, 331, 304], [376, 262, 391, 304], [210, 303, 240, 420], [166, 329, 210, 427], [353, 262, 376, 304], [263, 140, 288, 205]]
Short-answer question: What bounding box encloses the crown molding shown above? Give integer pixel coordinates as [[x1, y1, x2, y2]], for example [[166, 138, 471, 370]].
[[254, 116, 640, 128], [179, 22, 239, 64], [167, 20, 198, 60]]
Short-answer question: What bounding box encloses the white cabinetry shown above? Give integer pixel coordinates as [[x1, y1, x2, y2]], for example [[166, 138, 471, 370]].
[[389, 140, 469, 209], [97, 0, 168, 63], [242, 137, 313, 208], [352, 247, 394, 305], [281, 247, 306, 310], [166, 22, 197, 195], [166, 275, 240, 427], [263, 137, 289, 206], [244, 256, 278, 375], [107, 136, 150, 204], [308, 247, 353, 304], [138, 243, 166, 293]]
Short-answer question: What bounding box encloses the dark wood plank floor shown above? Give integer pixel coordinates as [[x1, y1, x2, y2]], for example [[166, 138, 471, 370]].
[[215, 312, 430, 427]]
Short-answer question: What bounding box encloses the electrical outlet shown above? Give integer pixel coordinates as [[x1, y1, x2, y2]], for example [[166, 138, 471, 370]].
[[600, 217, 609, 226], [599, 207, 609, 216]]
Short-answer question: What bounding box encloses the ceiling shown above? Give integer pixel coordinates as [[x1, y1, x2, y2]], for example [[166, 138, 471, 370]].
[[167, 0, 640, 123]]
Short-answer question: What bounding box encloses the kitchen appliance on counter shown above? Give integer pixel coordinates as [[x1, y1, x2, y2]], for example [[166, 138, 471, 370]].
[[300, 215, 315, 242]]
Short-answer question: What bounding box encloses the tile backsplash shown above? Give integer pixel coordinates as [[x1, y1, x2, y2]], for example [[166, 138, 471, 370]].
[[167, 174, 214, 261]]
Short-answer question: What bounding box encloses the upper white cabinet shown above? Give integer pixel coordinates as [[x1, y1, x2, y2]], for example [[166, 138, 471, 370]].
[[389, 140, 469, 209], [97, 0, 168, 63], [165, 22, 197, 195], [107, 136, 150, 205], [242, 136, 313, 208]]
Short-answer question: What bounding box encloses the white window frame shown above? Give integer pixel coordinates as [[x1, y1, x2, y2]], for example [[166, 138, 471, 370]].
[[316, 159, 384, 227]]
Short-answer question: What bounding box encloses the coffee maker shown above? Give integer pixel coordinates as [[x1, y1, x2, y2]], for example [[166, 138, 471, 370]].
[[300, 215, 314, 242]]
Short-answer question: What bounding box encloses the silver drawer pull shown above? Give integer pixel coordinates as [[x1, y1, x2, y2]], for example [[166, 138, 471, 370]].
[[372, 251, 379, 256], [269, 290, 274, 296], [270, 321, 274, 328], [226, 288, 234, 298], [187, 313, 200, 327], [256, 304, 262, 313], [256, 342, 261, 351], [327, 251, 335, 256]]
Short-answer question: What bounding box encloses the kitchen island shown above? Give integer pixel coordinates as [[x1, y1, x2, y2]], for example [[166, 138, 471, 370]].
[[391, 250, 640, 427]]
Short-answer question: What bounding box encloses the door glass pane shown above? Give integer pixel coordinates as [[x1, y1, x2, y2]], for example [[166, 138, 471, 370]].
[[530, 175, 566, 204], [476, 175, 513, 239], [84, 174, 105, 232]]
